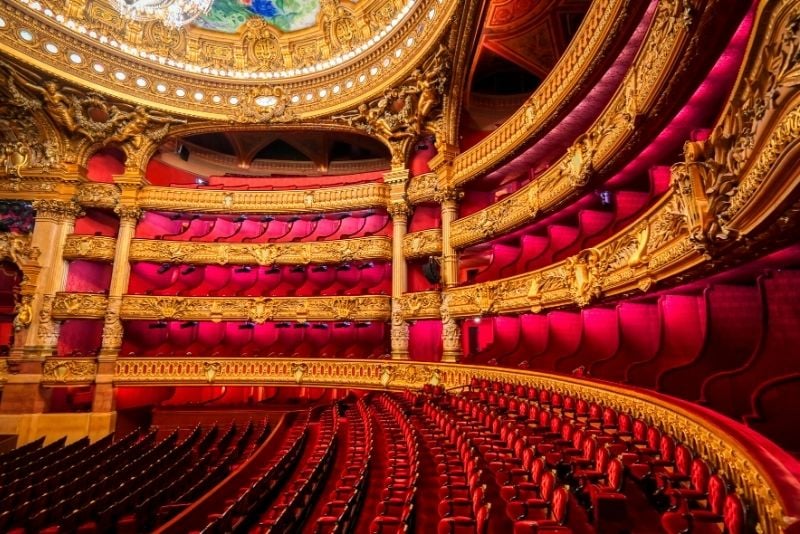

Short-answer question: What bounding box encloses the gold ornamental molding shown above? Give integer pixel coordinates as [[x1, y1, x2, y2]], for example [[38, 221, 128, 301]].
[[450, 0, 636, 185], [41, 359, 97, 384], [75, 183, 121, 209], [136, 183, 390, 214], [450, 0, 707, 249], [118, 295, 391, 323], [402, 228, 442, 259], [63, 235, 117, 262], [0, 232, 40, 268], [129, 236, 392, 265], [109, 357, 797, 533], [406, 172, 438, 204], [399, 291, 441, 320], [0, 0, 462, 121], [51, 293, 108, 319]]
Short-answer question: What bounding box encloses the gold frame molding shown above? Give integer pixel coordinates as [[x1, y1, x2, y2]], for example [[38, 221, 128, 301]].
[[63, 235, 117, 262], [402, 228, 442, 259]]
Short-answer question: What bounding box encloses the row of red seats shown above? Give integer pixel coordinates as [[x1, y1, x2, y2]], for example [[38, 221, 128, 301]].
[[136, 211, 390, 243], [252, 407, 339, 532], [460, 379, 748, 533], [193, 414, 310, 533], [0, 436, 46, 469], [366, 394, 420, 534], [128, 261, 391, 298], [315, 398, 374, 533]]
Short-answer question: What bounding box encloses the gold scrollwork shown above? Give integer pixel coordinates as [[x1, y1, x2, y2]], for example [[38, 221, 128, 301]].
[[63, 235, 117, 262], [51, 293, 108, 319], [129, 237, 391, 266], [118, 295, 391, 322], [399, 291, 441, 320], [42, 359, 97, 383], [0, 232, 40, 267], [402, 229, 442, 259]]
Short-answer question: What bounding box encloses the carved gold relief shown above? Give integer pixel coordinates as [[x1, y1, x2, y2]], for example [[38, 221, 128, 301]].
[[402, 229, 442, 259], [399, 291, 441, 320], [117, 295, 391, 322], [63, 235, 117, 262], [137, 183, 390, 214], [406, 172, 438, 204], [75, 183, 120, 208], [129, 237, 391, 266], [42, 359, 97, 383], [0, 233, 40, 267], [51, 293, 108, 319]]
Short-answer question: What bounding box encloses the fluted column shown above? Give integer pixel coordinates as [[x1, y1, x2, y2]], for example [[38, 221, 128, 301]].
[[1, 198, 82, 413], [385, 167, 411, 360]]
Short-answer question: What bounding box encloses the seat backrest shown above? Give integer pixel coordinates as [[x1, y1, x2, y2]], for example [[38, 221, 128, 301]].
[[647, 427, 661, 450], [531, 458, 545, 484], [581, 436, 596, 460], [690, 459, 710, 491], [539, 389, 551, 405], [560, 422, 574, 442], [551, 392, 563, 409], [595, 446, 611, 474], [521, 447, 535, 470], [563, 395, 576, 412], [540, 471, 556, 501], [475, 503, 492, 534], [549, 415, 562, 434], [572, 429, 585, 449], [550, 487, 570, 524], [471, 485, 486, 515], [659, 435, 675, 462], [576, 398, 589, 417], [723, 494, 745, 534], [603, 407, 617, 427], [707, 475, 727, 515], [674, 445, 692, 475], [633, 419, 648, 441], [618, 413, 633, 434], [607, 458, 624, 491], [589, 402, 603, 420]]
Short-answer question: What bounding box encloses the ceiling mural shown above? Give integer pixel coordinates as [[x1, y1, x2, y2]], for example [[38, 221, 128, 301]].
[[196, 0, 359, 34]]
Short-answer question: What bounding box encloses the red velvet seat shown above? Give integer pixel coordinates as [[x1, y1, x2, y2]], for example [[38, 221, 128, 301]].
[[661, 478, 744, 534], [512, 487, 571, 533], [437, 502, 491, 534], [506, 471, 557, 521], [500, 457, 546, 502]]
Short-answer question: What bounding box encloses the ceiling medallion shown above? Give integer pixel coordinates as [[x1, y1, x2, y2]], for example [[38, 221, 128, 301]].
[[110, 0, 212, 28]]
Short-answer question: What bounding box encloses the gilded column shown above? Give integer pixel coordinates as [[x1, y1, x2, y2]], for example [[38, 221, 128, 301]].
[[1, 198, 82, 414], [385, 167, 411, 360]]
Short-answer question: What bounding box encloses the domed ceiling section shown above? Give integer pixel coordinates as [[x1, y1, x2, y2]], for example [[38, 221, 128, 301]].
[[0, 0, 459, 120]]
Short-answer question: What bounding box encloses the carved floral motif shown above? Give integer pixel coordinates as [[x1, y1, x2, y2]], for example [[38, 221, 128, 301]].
[[402, 229, 442, 259], [42, 359, 97, 383]]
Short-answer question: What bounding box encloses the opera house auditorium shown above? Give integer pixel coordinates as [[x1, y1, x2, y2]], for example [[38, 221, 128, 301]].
[[0, 0, 799, 532]]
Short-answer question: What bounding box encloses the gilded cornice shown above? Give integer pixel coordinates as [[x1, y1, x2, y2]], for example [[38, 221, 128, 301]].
[[129, 236, 392, 266], [63, 235, 117, 262], [450, 0, 702, 249], [450, 0, 635, 185], [109, 357, 796, 532], [402, 228, 442, 259], [406, 172, 438, 204], [399, 291, 441, 320], [118, 295, 391, 322], [75, 183, 120, 209], [0, 0, 461, 121], [136, 183, 390, 213], [41, 359, 97, 384], [51, 292, 108, 319]]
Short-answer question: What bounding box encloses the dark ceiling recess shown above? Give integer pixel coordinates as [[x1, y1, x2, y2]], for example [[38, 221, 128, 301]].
[[254, 139, 311, 161], [185, 133, 236, 156], [471, 51, 542, 95]]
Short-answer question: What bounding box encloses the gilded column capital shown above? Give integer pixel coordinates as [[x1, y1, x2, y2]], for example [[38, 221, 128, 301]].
[[433, 185, 463, 204], [31, 199, 84, 221], [387, 200, 412, 220], [114, 205, 143, 224]]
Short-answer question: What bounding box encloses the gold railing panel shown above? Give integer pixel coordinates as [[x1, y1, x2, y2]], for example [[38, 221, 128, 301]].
[[63, 235, 117, 262], [402, 229, 442, 260]]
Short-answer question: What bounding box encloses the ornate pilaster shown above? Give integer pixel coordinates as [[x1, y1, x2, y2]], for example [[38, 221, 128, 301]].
[[440, 293, 461, 363], [385, 167, 411, 359]]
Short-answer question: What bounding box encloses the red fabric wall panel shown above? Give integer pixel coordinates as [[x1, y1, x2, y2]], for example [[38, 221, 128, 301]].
[[57, 319, 103, 355], [86, 149, 125, 182], [556, 307, 620, 374], [409, 320, 442, 362], [590, 302, 660, 381], [65, 261, 112, 293], [73, 209, 120, 236]]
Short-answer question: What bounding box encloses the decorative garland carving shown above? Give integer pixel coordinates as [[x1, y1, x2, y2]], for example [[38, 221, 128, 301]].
[[116, 295, 391, 322], [399, 291, 441, 320], [390, 297, 409, 354], [406, 172, 438, 204], [63, 235, 117, 262], [440, 292, 460, 353], [450, 0, 702, 248], [51, 293, 108, 319], [129, 237, 392, 266], [137, 183, 390, 214], [42, 359, 97, 383], [75, 183, 120, 208], [402, 229, 442, 259]]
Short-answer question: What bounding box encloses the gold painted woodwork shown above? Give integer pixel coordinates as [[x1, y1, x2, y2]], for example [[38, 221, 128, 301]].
[[450, 0, 699, 248], [51, 293, 108, 319], [63, 235, 117, 262], [136, 183, 390, 213], [108, 356, 793, 533], [399, 290, 441, 320], [41, 359, 97, 384], [117, 295, 391, 322], [402, 229, 442, 259], [406, 172, 438, 204], [0, 0, 462, 122], [0, 233, 40, 268], [75, 183, 121, 209], [450, 0, 632, 185], [128, 236, 392, 265]]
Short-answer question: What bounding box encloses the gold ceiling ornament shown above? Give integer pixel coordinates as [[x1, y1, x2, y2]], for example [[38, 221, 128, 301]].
[[331, 43, 451, 165], [402, 229, 442, 259], [136, 182, 390, 213], [116, 294, 391, 322], [450, 0, 705, 249], [1, 65, 186, 167], [109, 356, 794, 533], [0, 0, 460, 121], [399, 291, 441, 320], [63, 235, 117, 262], [128, 237, 391, 266], [231, 87, 294, 124], [42, 359, 98, 384], [109, 0, 212, 28]]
